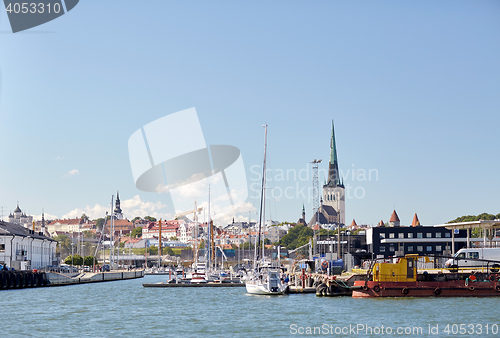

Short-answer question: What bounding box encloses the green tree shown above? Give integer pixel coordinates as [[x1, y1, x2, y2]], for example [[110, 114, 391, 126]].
[[81, 213, 89, 221], [95, 218, 105, 230], [131, 216, 141, 224], [164, 246, 174, 256], [448, 213, 499, 238], [64, 254, 83, 266], [131, 226, 143, 238], [84, 256, 97, 266], [147, 246, 158, 255], [279, 224, 313, 250], [448, 213, 497, 224], [170, 236, 178, 241], [54, 234, 71, 249], [239, 241, 252, 249], [145, 216, 157, 222], [83, 230, 96, 239]]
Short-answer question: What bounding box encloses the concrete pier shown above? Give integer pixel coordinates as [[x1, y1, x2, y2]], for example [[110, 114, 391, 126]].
[[46, 270, 144, 286]]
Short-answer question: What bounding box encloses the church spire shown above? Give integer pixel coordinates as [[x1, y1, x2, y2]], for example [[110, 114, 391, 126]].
[[114, 191, 122, 215], [327, 120, 343, 187]]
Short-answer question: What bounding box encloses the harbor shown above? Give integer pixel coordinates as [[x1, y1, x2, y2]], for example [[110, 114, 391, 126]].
[[3, 273, 500, 337], [2, 1, 499, 336]]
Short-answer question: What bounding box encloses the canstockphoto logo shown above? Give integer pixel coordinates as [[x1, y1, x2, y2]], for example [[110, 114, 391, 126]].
[[3, 0, 79, 33], [128, 108, 248, 214]]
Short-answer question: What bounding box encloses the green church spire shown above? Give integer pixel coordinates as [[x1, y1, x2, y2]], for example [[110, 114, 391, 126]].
[[330, 120, 338, 165], [327, 120, 343, 187]]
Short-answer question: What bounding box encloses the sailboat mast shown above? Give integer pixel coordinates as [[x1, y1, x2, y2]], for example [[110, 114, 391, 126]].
[[255, 124, 267, 266], [207, 185, 211, 269], [109, 195, 114, 268], [158, 219, 162, 268], [194, 201, 198, 267]]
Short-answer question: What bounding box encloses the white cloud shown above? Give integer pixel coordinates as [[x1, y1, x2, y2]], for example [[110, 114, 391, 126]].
[[62, 203, 109, 219], [54, 195, 254, 226], [64, 169, 79, 177], [121, 195, 171, 220], [55, 156, 64, 161], [60, 195, 172, 220], [33, 213, 59, 221]]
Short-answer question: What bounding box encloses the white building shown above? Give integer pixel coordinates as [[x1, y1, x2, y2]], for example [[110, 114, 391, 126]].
[[47, 218, 87, 236], [179, 223, 194, 244], [0, 221, 57, 270]]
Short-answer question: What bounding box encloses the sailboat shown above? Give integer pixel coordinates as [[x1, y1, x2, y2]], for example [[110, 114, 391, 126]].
[[190, 201, 207, 283], [245, 125, 288, 295]]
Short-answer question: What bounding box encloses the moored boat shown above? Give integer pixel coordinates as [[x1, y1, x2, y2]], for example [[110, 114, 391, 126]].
[[191, 262, 207, 283], [244, 124, 287, 295], [245, 267, 288, 295], [353, 254, 500, 298]]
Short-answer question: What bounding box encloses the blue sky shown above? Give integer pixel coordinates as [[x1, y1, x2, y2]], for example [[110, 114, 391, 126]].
[[0, 1, 499, 226]]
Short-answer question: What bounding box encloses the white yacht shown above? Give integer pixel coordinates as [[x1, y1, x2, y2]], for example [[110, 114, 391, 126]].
[[245, 267, 287, 295], [191, 262, 207, 283]]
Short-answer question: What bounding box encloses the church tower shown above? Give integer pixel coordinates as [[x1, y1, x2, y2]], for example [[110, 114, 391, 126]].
[[114, 191, 124, 220], [322, 121, 345, 225], [14, 202, 22, 220]]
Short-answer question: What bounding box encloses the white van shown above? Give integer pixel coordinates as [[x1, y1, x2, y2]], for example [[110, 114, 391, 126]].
[[445, 248, 500, 271]]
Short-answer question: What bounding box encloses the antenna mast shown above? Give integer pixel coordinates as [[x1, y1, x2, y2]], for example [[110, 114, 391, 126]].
[[311, 159, 322, 255]]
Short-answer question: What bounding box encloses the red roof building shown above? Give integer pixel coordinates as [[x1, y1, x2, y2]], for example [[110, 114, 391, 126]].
[[388, 210, 401, 227], [412, 213, 421, 227]]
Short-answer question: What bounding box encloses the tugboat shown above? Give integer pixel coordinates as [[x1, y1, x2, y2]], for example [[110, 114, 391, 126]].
[[353, 254, 500, 298]]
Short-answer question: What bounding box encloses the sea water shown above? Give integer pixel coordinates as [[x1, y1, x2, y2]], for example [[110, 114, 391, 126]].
[[2, 275, 500, 337]]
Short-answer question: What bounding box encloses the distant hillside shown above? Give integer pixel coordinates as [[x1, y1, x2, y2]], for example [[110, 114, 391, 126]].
[[448, 213, 500, 224]]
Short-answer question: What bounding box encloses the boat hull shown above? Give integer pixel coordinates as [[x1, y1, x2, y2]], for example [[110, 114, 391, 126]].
[[245, 282, 287, 295], [353, 280, 500, 298]]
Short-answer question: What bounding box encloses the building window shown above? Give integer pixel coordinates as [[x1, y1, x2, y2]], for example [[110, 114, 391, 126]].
[[408, 233, 414, 238], [389, 245, 395, 252], [445, 233, 451, 238], [380, 246, 385, 252], [426, 246, 433, 252], [426, 233, 432, 238], [0, 244, 4, 252], [445, 245, 451, 251], [380, 233, 385, 239], [435, 245, 442, 252], [389, 233, 395, 239], [417, 246, 423, 252], [436, 232, 442, 238], [407, 245, 414, 252], [398, 233, 404, 239], [417, 233, 423, 238]]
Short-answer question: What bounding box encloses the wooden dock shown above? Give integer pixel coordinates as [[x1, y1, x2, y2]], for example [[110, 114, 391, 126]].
[[286, 286, 316, 294], [143, 282, 245, 287]]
